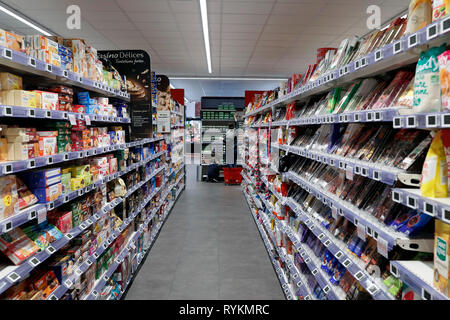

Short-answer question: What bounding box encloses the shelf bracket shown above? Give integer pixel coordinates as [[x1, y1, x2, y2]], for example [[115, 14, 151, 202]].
[[397, 173, 421, 187], [396, 238, 433, 253]]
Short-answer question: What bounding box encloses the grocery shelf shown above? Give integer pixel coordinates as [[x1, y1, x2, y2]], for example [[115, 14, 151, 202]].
[[48, 182, 166, 300], [0, 105, 131, 124], [0, 46, 130, 101], [244, 16, 450, 119], [0, 151, 166, 235], [286, 198, 394, 300], [285, 171, 410, 251], [390, 260, 448, 300], [0, 137, 163, 177], [289, 108, 400, 126], [287, 145, 403, 186], [0, 170, 167, 297], [391, 188, 450, 225], [243, 191, 296, 300]]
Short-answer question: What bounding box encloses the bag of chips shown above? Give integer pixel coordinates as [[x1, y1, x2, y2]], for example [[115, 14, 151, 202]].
[[421, 130, 448, 197], [413, 44, 446, 113], [406, 0, 433, 34]]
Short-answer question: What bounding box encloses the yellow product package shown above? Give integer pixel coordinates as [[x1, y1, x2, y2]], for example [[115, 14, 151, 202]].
[[420, 130, 448, 197], [432, 0, 450, 21], [434, 219, 450, 297], [406, 0, 433, 34]]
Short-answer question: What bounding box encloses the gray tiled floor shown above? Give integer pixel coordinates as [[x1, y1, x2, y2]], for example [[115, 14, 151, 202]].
[[125, 165, 284, 300]]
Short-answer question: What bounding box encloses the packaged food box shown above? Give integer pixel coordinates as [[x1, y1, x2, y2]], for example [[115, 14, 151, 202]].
[[7, 142, 28, 161], [0, 72, 22, 90], [61, 172, 71, 194], [22, 168, 61, 181], [71, 165, 90, 177], [34, 91, 58, 110], [0, 228, 40, 265], [38, 136, 57, 156], [70, 176, 86, 190], [22, 172, 61, 189], [0, 28, 6, 47], [37, 49, 50, 64], [49, 254, 73, 283], [48, 210, 72, 235], [2, 90, 36, 108], [5, 32, 23, 51], [48, 85, 74, 95], [31, 182, 62, 203]]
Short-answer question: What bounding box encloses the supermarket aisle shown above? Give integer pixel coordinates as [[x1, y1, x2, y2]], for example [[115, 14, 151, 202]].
[[125, 165, 284, 300]]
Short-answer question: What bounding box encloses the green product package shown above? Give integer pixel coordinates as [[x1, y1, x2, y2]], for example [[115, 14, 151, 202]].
[[61, 172, 71, 194], [334, 81, 362, 114], [326, 87, 342, 113], [413, 44, 447, 113]]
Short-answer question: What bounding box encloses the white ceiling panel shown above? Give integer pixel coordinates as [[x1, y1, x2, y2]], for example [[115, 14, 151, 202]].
[[116, 0, 171, 12], [222, 1, 275, 15]]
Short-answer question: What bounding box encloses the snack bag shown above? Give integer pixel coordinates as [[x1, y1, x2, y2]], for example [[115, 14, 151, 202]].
[[413, 45, 446, 113], [433, 0, 450, 21], [406, 0, 433, 34], [434, 219, 450, 297], [438, 50, 450, 111], [441, 129, 450, 188], [421, 130, 448, 197]]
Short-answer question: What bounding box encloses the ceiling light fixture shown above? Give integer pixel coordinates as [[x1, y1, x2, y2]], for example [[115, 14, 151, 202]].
[[170, 77, 288, 81], [199, 0, 212, 73], [0, 4, 52, 36]]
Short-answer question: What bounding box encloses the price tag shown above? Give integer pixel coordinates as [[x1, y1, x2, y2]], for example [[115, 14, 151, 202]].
[[357, 223, 366, 240], [331, 207, 338, 219], [68, 114, 77, 125], [345, 165, 353, 181], [377, 237, 389, 258], [85, 115, 91, 125], [37, 208, 47, 224]]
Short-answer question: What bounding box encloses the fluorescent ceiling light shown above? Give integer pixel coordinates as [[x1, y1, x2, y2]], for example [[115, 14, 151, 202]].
[[199, 0, 212, 73], [170, 77, 288, 81], [0, 4, 52, 36]]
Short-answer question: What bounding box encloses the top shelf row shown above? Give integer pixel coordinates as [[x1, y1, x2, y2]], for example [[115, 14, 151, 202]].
[[245, 16, 450, 119], [0, 46, 130, 102]]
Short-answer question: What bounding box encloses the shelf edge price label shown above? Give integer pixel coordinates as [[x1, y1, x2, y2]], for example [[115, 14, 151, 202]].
[[377, 237, 389, 258]]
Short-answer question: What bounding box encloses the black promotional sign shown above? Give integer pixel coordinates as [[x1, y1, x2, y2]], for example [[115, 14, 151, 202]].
[[98, 49, 153, 139]]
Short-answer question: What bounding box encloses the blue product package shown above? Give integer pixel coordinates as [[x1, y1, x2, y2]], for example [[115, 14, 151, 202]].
[[397, 212, 433, 236], [330, 263, 346, 285], [31, 182, 61, 203], [390, 209, 413, 231], [353, 238, 367, 257], [347, 234, 360, 253], [77, 92, 90, 101], [21, 168, 61, 188]]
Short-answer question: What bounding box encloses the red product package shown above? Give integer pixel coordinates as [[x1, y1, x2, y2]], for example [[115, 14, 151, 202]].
[[72, 105, 85, 113], [48, 85, 74, 95]]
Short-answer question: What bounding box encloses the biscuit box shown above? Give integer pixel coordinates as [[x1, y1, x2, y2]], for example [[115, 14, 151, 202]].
[[0, 72, 22, 91], [31, 183, 61, 203], [0, 175, 19, 220], [21, 172, 61, 189]]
